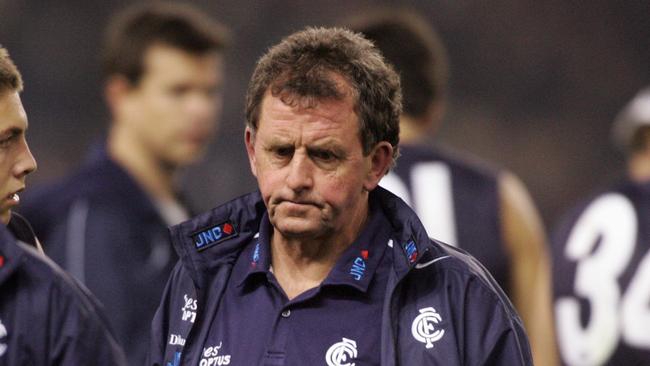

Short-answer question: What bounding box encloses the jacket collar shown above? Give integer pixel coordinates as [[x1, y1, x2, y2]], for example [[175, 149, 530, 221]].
[[169, 191, 266, 288], [0, 223, 27, 287], [7, 212, 42, 253], [169, 187, 442, 289]]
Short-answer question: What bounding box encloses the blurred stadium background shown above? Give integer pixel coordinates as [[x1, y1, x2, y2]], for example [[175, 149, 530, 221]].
[[1, 0, 649, 229]]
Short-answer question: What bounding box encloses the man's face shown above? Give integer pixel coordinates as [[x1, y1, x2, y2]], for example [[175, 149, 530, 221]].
[[245, 85, 388, 241], [118, 45, 224, 166], [0, 91, 36, 224]]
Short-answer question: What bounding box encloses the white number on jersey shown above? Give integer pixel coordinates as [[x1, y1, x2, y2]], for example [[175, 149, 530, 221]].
[[380, 162, 457, 246], [556, 193, 650, 365]]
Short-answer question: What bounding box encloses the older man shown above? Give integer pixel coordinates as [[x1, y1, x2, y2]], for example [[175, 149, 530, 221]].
[[0, 46, 126, 365], [149, 27, 531, 365]]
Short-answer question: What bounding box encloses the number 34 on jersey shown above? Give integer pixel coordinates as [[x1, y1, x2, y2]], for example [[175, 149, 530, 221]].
[[555, 192, 650, 365]]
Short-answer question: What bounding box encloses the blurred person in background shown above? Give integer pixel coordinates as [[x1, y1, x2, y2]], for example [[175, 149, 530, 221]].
[[0, 46, 126, 365], [18, 3, 228, 364], [552, 86, 650, 365], [348, 9, 558, 365]]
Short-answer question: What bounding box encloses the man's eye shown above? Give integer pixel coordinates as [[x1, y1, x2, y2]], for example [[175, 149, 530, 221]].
[[0, 132, 18, 148], [311, 150, 335, 161], [169, 85, 191, 97], [275, 147, 293, 157]]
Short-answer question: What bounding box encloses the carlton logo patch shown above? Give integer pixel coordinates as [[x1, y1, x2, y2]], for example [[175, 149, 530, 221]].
[[192, 222, 237, 251], [325, 338, 357, 366], [412, 307, 445, 349]]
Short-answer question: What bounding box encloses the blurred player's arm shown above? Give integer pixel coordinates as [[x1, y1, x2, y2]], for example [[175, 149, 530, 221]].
[[499, 171, 558, 366]]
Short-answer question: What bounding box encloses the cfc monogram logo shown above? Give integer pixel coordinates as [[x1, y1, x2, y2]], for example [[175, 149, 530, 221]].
[[411, 307, 445, 349], [0, 318, 6, 357], [325, 338, 358, 366]]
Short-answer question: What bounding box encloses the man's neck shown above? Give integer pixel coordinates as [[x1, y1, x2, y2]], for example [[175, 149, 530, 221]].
[[107, 124, 177, 203], [270, 199, 369, 300]]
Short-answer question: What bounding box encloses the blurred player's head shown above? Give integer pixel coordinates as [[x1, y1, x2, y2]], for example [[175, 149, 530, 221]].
[[245, 26, 402, 166], [612, 87, 650, 155], [347, 8, 449, 137], [103, 2, 229, 167], [0, 47, 37, 224]]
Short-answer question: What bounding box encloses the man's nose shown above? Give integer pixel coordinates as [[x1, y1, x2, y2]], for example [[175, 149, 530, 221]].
[[285, 152, 313, 192], [13, 138, 37, 178]]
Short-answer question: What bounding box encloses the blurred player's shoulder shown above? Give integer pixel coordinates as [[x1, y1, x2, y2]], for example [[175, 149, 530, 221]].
[[18, 145, 152, 238]]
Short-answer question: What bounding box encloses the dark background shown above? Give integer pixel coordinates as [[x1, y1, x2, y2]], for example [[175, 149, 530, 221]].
[[1, 0, 649, 230]]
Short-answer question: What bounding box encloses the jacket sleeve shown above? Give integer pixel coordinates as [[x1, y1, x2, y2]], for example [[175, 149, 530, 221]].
[[397, 263, 533, 365], [461, 275, 533, 365]]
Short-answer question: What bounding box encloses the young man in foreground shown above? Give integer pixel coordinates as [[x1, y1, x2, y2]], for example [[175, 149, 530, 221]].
[[0, 46, 126, 365]]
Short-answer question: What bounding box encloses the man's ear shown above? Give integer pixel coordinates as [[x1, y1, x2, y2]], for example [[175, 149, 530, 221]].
[[244, 127, 258, 178], [104, 75, 133, 116], [363, 141, 393, 191]]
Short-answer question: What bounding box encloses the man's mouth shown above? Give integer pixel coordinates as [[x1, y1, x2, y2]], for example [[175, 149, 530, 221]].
[[6, 191, 21, 204], [279, 199, 321, 208]]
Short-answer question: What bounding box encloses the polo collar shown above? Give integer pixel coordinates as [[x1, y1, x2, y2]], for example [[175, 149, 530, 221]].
[[235, 213, 274, 287], [321, 200, 391, 293]]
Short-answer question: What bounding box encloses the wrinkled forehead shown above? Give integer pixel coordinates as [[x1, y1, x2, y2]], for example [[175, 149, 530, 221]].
[[269, 70, 358, 110], [254, 85, 362, 139]]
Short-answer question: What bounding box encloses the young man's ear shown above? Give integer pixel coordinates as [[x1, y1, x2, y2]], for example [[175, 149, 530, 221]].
[[244, 127, 257, 178], [104, 75, 133, 116], [363, 141, 393, 191]]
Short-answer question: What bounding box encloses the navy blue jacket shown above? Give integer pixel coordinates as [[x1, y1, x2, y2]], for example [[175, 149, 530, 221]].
[[0, 216, 126, 365], [148, 188, 532, 365], [19, 147, 179, 365]]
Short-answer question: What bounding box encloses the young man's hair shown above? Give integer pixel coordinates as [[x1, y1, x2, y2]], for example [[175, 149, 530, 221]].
[[347, 8, 449, 121], [0, 46, 23, 93], [245, 27, 402, 164], [102, 1, 229, 84]]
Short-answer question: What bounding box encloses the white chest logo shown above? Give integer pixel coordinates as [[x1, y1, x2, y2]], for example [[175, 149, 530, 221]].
[[325, 338, 357, 366], [0, 318, 7, 357], [412, 307, 445, 349], [181, 294, 197, 323]]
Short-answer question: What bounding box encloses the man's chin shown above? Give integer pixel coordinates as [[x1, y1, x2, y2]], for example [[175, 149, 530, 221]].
[[0, 209, 11, 226], [271, 217, 325, 239], [164, 147, 206, 167]]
